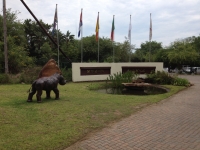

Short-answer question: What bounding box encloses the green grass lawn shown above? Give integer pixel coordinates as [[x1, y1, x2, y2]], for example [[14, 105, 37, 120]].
[[0, 82, 186, 150]]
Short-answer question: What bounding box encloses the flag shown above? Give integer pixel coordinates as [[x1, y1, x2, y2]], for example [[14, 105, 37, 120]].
[[78, 9, 83, 38], [128, 15, 131, 41], [52, 5, 58, 36], [149, 13, 152, 41], [95, 12, 99, 41], [111, 15, 115, 41]]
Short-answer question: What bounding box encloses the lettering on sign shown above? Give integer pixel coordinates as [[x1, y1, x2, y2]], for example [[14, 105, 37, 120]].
[[122, 66, 156, 74], [80, 67, 111, 76]]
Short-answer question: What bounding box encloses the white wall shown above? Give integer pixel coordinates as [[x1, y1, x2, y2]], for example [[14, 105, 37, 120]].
[[72, 62, 163, 82]]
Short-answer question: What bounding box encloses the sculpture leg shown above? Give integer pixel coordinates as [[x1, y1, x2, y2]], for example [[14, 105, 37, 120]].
[[53, 88, 59, 100], [27, 89, 36, 102], [36, 90, 42, 103], [46, 90, 51, 99]]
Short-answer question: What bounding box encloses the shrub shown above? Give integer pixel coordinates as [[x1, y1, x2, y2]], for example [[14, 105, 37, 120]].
[[60, 67, 72, 82], [146, 71, 174, 84], [106, 71, 138, 94], [146, 71, 190, 87], [172, 77, 190, 86], [0, 74, 10, 84], [19, 67, 42, 84]]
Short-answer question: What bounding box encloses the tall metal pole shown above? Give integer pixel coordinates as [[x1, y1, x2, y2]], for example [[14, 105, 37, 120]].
[[81, 9, 83, 63], [97, 12, 99, 62], [56, 4, 59, 67], [149, 40, 151, 62], [129, 15, 131, 62], [3, 0, 8, 73], [112, 41, 114, 62], [20, 0, 71, 62], [149, 13, 152, 62], [98, 34, 99, 62], [112, 15, 115, 62]]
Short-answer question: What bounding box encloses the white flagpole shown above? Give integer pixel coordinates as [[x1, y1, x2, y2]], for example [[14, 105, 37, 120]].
[[98, 32, 99, 62], [97, 12, 99, 62], [149, 13, 152, 62], [81, 8, 83, 62], [56, 4, 59, 67], [3, 0, 8, 73], [112, 15, 115, 62], [129, 15, 131, 62]]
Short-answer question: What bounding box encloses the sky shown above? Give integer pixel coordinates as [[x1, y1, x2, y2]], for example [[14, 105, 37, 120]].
[[1, 0, 200, 48]]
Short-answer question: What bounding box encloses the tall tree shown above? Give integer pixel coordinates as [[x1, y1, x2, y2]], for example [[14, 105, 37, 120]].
[[167, 40, 199, 68], [0, 9, 34, 73], [135, 41, 163, 62], [23, 19, 51, 57]]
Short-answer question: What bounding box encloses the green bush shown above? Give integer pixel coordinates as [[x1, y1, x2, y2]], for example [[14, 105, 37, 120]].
[[106, 71, 138, 94], [0, 74, 10, 84], [19, 67, 42, 84], [146, 71, 174, 84], [146, 71, 190, 87], [172, 77, 190, 86], [60, 68, 72, 82]]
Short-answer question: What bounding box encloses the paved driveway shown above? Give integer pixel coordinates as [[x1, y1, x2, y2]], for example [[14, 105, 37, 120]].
[[66, 75, 200, 150]]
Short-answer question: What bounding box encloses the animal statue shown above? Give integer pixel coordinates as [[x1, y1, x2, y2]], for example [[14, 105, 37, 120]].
[[27, 73, 66, 103], [38, 59, 61, 78]]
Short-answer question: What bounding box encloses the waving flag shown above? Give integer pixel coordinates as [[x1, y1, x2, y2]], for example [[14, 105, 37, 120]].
[[111, 15, 115, 41], [52, 4, 58, 36], [95, 12, 99, 41], [149, 13, 152, 41], [78, 9, 83, 38]]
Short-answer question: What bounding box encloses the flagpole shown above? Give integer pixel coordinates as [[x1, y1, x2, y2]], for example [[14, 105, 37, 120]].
[[56, 4, 60, 67], [112, 15, 115, 62], [98, 33, 99, 62], [81, 8, 83, 63], [3, 0, 8, 73], [149, 13, 152, 62], [129, 15, 131, 62], [98, 12, 99, 62], [149, 39, 151, 62], [113, 41, 114, 62]]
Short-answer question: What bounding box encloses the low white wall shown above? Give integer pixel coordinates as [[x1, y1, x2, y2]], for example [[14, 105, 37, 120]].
[[72, 62, 163, 82]]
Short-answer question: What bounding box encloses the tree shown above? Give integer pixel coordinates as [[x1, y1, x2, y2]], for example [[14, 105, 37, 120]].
[[140, 41, 162, 55], [62, 30, 75, 44], [60, 39, 79, 64], [0, 9, 34, 73], [192, 35, 200, 55], [167, 40, 199, 68], [110, 39, 135, 62], [134, 41, 163, 62], [23, 19, 52, 62], [154, 49, 170, 67], [7, 36, 34, 73], [37, 42, 56, 65]]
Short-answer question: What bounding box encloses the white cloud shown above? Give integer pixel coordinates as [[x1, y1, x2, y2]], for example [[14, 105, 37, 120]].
[[1, 0, 200, 48]]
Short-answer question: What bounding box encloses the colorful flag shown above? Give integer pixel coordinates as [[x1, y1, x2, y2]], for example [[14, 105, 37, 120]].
[[95, 12, 99, 41], [128, 15, 131, 41], [111, 15, 115, 41], [78, 9, 83, 38], [52, 5, 58, 36], [149, 13, 152, 41]]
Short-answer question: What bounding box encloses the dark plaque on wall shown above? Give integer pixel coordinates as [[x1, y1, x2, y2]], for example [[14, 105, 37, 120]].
[[80, 67, 111, 76], [122, 66, 156, 74]]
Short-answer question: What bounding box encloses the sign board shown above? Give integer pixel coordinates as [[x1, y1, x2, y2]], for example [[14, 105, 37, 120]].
[[122, 66, 156, 74], [80, 67, 111, 76]]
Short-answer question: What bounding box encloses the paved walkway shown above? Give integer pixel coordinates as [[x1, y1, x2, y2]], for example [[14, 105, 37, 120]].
[[66, 75, 200, 150]]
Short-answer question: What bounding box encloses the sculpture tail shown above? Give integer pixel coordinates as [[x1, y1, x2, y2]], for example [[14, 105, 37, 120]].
[[27, 86, 32, 93]]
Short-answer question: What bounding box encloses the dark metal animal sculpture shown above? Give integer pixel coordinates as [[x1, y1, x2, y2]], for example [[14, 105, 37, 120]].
[[27, 73, 66, 103]]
